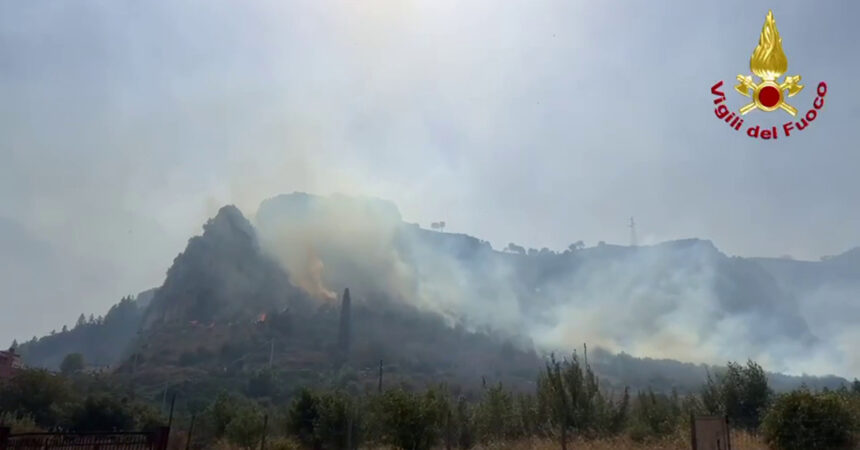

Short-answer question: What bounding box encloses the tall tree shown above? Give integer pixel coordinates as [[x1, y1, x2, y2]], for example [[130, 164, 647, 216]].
[[701, 360, 771, 431], [337, 288, 352, 362]]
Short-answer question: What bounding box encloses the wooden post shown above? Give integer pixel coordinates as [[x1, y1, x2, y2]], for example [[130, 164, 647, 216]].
[[0, 426, 10, 450], [725, 415, 732, 450], [160, 381, 168, 414], [260, 414, 268, 450], [185, 414, 196, 450], [154, 426, 171, 450], [690, 412, 696, 450], [445, 409, 452, 450], [377, 360, 383, 393], [346, 414, 352, 450], [168, 394, 176, 428]]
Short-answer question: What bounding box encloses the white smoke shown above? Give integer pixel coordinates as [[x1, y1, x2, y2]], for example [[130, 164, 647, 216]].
[[254, 193, 855, 379]]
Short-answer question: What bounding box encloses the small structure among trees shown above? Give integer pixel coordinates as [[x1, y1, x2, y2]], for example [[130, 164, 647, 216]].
[[504, 243, 526, 255], [430, 221, 446, 232], [0, 347, 22, 380]]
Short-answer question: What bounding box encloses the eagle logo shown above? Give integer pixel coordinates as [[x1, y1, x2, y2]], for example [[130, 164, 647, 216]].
[[734, 10, 803, 116]]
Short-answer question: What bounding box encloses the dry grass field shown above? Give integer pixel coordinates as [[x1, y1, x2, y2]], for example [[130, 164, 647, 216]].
[[202, 430, 769, 450], [469, 431, 767, 449]]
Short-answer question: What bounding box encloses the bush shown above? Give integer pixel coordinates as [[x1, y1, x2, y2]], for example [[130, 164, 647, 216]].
[[0, 412, 42, 433], [368, 388, 445, 450], [628, 390, 681, 442], [209, 392, 241, 438], [761, 390, 857, 450], [536, 353, 628, 441], [267, 437, 301, 450], [64, 393, 135, 431], [473, 384, 519, 442], [285, 388, 321, 449], [313, 391, 359, 449], [224, 405, 265, 449], [0, 368, 71, 427]]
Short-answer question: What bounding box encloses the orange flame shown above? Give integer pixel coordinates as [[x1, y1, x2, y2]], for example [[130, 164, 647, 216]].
[[305, 248, 337, 301], [750, 10, 787, 81]]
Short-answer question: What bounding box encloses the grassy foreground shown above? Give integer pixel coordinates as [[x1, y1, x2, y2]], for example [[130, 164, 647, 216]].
[[201, 430, 767, 450], [469, 431, 766, 450]]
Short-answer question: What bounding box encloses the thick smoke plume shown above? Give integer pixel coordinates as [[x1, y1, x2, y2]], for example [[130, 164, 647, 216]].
[[254, 193, 856, 379]]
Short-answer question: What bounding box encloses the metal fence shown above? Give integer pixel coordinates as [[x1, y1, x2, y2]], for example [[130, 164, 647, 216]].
[[0, 427, 170, 450]]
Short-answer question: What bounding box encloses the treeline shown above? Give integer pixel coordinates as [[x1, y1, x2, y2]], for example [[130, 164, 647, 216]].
[[0, 369, 163, 433], [157, 357, 860, 450], [13, 296, 144, 369], [4, 355, 859, 450]]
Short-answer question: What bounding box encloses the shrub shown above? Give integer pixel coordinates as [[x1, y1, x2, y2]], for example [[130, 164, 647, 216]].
[[0, 368, 72, 427], [473, 384, 518, 442], [224, 405, 265, 449], [267, 437, 301, 450], [761, 390, 857, 450], [314, 391, 359, 449], [64, 393, 135, 431], [368, 388, 445, 450], [285, 388, 321, 449], [0, 412, 42, 433], [536, 353, 628, 442], [628, 390, 681, 442]]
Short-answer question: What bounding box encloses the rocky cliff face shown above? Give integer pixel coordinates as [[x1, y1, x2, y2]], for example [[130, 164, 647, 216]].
[[141, 205, 309, 329]]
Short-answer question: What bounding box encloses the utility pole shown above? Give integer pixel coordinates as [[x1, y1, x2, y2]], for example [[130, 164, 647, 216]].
[[260, 414, 268, 450], [161, 381, 169, 414], [629, 217, 637, 247], [167, 394, 176, 428], [268, 339, 274, 370], [378, 360, 383, 393], [185, 414, 196, 450]]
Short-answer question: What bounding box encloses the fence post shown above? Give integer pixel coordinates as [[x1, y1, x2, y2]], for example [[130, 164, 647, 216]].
[[168, 394, 176, 428], [690, 412, 696, 450], [725, 415, 732, 450], [0, 426, 9, 450], [185, 414, 196, 450], [259, 414, 268, 450], [154, 426, 171, 450]]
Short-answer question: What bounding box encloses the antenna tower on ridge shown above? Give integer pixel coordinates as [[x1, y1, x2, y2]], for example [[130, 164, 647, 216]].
[[629, 217, 637, 247]]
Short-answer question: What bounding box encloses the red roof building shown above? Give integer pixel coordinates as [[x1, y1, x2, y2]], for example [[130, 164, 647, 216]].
[[0, 348, 22, 380]]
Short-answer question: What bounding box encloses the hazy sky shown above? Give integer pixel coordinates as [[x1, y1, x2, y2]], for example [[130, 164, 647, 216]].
[[1, 0, 858, 344]]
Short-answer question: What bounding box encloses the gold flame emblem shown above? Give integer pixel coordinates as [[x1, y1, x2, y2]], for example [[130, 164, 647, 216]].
[[735, 10, 803, 116]]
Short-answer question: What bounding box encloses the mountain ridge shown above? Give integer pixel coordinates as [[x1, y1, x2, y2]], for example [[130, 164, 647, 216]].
[[13, 193, 859, 393]]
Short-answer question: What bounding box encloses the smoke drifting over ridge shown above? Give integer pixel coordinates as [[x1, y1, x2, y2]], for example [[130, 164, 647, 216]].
[[252, 193, 854, 378], [3, 0, 860, 354]]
